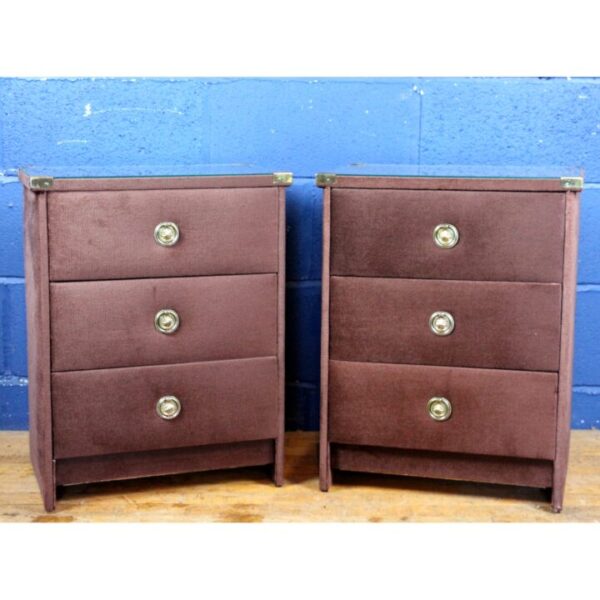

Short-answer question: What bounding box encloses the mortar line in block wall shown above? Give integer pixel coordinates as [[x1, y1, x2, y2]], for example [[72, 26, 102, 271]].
[[573, 385, 600, 394]]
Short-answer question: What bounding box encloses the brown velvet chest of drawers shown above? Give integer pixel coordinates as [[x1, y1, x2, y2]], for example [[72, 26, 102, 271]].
[[317, 168, 582, 512], [20, 167, 291, 511]]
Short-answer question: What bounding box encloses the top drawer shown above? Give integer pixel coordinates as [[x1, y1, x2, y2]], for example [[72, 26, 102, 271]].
[[330, 188, 565, 283], [47, 187, 280, 281]]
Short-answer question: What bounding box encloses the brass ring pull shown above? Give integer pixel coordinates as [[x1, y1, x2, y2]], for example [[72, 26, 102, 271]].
[[428, 397, 452, 421], [429, 311, 455, 336], [154, 222, 180, 247], [154, 309, 180, 334], [156, 395, 181, 420], [433, 223, 459, 249]]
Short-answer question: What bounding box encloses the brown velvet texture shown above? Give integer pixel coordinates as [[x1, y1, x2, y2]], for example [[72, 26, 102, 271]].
[[327, 175, 569, 192], [56, 440, 274, 486], [48, 187, 279, 281], [52, 357, 278, 459], [553, 190, 581, 511], [274, 187, 286, 486], [331, 445, 553, 488], [330, 276, 561, 371], [331, 189, 565, 282], [321, 178, 579, 507], [329, 360, 558, 460], [319, 187, 332, 491], [25, 174, 280, 193], [23, 188, 55, 511], [25, 175, 286, 510], [51, 274, 277, 371]]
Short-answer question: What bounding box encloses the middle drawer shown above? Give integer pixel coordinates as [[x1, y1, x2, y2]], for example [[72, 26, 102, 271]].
[[330, 276, 561, 372], [51, 274, 277, 372]]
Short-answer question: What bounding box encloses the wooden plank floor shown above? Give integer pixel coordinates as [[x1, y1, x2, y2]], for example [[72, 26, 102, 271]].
[[1, 431, 599, 522]]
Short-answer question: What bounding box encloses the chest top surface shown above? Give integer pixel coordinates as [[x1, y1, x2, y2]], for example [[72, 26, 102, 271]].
[[316, 164, 584, 191], [19, 164, 293, 191]]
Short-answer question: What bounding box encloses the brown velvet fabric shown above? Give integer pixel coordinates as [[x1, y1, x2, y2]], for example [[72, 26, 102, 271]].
[[56, 440, 274, 486], [23, 188, 55, 511], [48, 187, 279, 281], [319, 187, 332, 491], [331, 444, 554, 488], [329, 360, 558, 460], [321, 179, 579, 504], [274, 187, 286, 486], [25, 175, 286, 510], [330, 276, 561, 372], [51, 274, 277, 371], [29, 174, 279, 193], [52, 357, 278, 459], [331, 189, 565, 282], [328, 175, 568, 192], [553, 191, 580, 511]]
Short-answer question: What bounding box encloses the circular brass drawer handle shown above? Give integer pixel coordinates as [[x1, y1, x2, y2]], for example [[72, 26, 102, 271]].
[[429, 311, 455, 336], [154, 308, 180, 334], [433, 223, 459, 249], [156, 395, 181, 420], [428, 396, 452, 421], [154, 222, 180, 247]]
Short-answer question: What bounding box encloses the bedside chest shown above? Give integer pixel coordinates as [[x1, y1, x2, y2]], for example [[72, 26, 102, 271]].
[[20, 166, 290, 511], [317, 167, 581, 512]]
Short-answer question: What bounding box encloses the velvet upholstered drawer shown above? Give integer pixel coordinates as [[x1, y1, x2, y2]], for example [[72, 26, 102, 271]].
[[50, 274, 277, 372], [328, 360, 558, 461], [47, 187, 280, 281], [330, 188, 565, 282], [329, 276, 561, 372], [52, 357, 278, 459]]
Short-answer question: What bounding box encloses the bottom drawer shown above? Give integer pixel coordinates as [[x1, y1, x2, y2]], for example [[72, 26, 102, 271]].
[[53, 356, 279, 459], [329, 360, 558, 460]]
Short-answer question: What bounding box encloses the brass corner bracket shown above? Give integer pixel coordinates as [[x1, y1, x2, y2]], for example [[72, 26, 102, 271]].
[[29, 176, 54, 191], [315, 173, 337, 187], [561, 176, 584, 190], [273, 172, 293, 186]]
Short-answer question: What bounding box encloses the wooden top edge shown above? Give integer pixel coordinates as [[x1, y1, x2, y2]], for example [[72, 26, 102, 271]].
[[315, 173, 582, 192], [19, 170, 293, 192]]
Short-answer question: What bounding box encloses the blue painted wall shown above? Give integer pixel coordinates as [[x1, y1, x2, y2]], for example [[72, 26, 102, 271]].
[[1, 77, 599, 430]]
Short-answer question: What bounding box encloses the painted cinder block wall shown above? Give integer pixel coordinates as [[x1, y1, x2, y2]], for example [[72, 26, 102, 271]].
[[1, 77, 599, 430]]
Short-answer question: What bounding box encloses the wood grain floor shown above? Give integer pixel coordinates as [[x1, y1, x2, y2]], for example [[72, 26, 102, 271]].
[[1, 431, 599, 522]]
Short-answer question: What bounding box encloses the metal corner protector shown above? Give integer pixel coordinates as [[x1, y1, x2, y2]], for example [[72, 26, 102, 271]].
[[273, 172, 293, 186], [29, 176, 54, 191], [315, 173, 337, 187], [561, 176, 584, 190]]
